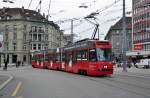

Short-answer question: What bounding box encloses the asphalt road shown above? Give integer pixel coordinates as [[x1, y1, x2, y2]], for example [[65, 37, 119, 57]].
[[0, 66, 150, 98]]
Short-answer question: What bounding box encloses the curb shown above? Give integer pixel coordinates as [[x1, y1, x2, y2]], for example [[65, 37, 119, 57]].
[[0, 75, 13, 90]]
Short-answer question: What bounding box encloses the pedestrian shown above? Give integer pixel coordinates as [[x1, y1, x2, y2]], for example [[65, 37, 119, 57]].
[[22, 61, 24, 66], [3, 58, 8, 70], [133, 59, 138, 68], [18, 61, 21, 67], [16, 61, 18, 68]]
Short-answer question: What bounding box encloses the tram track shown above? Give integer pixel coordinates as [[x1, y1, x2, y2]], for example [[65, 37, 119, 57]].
[[32, 67, 150, 98], [83, 75, 150, 98], [62, 71, 150, 98]]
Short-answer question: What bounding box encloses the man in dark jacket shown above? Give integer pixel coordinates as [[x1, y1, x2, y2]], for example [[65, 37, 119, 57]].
[[3, 58, 8, 70]]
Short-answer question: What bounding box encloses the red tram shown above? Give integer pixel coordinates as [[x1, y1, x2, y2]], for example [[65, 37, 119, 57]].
[[31, 51, 46, 69], [31, 39, 113, 76]]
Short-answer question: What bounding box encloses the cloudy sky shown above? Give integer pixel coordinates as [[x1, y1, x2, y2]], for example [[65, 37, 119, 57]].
[[0, 0, 132, 41]]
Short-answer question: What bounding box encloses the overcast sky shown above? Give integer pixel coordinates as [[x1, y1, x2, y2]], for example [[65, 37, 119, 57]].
[[0, 0, 132, 41]]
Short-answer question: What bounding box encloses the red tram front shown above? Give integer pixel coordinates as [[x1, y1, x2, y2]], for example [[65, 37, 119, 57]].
[[63, 39, 113, 75]]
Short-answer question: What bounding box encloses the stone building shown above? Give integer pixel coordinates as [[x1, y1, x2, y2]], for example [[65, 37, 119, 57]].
[[0, 7, 67, 65], [105, 17, 132, 58]]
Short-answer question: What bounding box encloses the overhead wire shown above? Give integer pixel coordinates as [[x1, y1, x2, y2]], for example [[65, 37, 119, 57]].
[[36, 0, 42, 11], [28, 0, 33, 9], [54, 0, 124, 39], [60, 20, 85, 31], [96, 0, 122, 13], [55, 0, 122, 24]]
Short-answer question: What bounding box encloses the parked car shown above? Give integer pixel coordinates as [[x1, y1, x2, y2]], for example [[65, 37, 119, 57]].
[[135, 59, 150, 69]]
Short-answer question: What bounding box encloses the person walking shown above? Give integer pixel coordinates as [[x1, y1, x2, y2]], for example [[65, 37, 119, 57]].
[[3, 58, 8, 70], [16, 61, 19, 68]]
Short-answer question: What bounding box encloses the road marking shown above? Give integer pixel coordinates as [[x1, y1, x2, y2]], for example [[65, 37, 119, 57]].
[[16, 96, 23, 98], [11, 82, 22, 97]]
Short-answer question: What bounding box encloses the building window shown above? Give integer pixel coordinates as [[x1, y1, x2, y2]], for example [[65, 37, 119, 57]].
[[38, 44, 41, 50], [38, 34, 41, 41], [38, 27, 43, 33], [116, 30, 119, 34], [13, 25, 17, 40], [33, 34, 37, 41], [13, 43, 17, 50], [44, 44, 48, 50], [5, 25, 9, 31], [31, 26, 34, 32], [35, 26, 37, 32], [23, 33, 26, 41], [13, 32, 17, 40], [33, 44, 36, 50], [5, 33, 8, 41], [45, 28, 48, 33], [23, 44, 26, 50], [5, 42, 9, 50], [31, 26, 37, 32], [45, 34, 48, 41]]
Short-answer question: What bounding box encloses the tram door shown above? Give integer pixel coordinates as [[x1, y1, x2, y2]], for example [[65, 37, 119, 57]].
[[76, 50, 88, 69]]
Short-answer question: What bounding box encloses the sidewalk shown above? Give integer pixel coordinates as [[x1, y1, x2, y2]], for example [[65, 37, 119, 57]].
[[114, 67, 150, 77]]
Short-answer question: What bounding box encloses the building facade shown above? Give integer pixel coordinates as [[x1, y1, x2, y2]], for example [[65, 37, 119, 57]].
[[0, 7, 67, 65], [105, 17, 132, 58], [133, 0, 150, 51], [129, 0, 150, 57]]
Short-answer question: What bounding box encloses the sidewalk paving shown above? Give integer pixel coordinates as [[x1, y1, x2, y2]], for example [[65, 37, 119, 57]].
[[114, 67, 150, 77]]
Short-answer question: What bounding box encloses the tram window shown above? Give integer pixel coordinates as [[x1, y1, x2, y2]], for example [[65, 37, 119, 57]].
[[77, 51, 88, 60], [77, 51, 82, 60], [62, 54, 65, 61], [48, 55, 51, 61], [45, 55, 49, 61], [82, 51, 88, 60], [55, 54, 60, 62], [53, 55, 57, 62], [89, 49, 97, 61]]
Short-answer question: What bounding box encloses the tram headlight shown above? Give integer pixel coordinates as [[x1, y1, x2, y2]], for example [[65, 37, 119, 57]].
[[103, 65, 108, 68]]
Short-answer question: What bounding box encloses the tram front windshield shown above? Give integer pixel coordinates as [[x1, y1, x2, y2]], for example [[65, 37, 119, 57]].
[[96, 48, 112, 61], [89, 48, 112, 61]]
